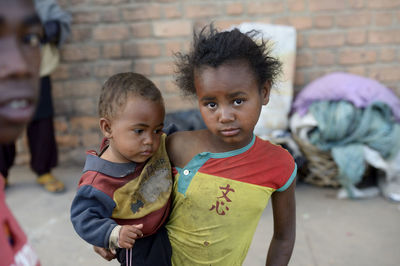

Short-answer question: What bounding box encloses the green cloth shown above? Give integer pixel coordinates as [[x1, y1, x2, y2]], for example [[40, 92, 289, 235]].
[[309, 101, 400, 193]]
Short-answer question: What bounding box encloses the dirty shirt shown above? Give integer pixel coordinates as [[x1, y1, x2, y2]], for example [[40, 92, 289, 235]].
[[166, 135, 297, 266]]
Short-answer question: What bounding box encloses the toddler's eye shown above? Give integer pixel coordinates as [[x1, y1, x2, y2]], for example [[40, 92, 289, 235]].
[[233, 99, 244, 106], [133, 129, 143, 134], [206, 102, 217, 109], [23, 33, 42, 47], [154, 129, 163, 134]]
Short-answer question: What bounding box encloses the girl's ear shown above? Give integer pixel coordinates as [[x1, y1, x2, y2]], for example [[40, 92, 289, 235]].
[[99, 117, 113, 139], [261, 81, 271, 105]]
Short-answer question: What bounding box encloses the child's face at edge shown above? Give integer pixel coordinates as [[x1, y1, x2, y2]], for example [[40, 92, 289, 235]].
[[101, 96, 165, 163], [0, 0, 42, 143], [194, 61, 270, 150]]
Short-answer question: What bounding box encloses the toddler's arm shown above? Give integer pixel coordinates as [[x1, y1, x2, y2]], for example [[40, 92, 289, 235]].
[[70, 185, 118, 249], [266, 179, 296, 266]]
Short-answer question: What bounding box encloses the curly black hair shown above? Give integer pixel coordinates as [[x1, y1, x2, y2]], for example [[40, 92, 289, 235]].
[[175, 24, 282, 96]]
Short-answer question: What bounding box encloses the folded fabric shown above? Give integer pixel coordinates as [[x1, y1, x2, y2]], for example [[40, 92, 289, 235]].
[[308, 101, 400, 195], [292, 72, 400, 122]]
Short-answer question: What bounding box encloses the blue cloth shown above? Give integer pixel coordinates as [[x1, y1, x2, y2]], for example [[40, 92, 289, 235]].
[[309, 101, 400, 190]]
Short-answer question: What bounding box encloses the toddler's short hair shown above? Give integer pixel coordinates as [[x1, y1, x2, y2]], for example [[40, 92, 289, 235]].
[[98, 72, 163, 119], [175, 24, 282, 96]]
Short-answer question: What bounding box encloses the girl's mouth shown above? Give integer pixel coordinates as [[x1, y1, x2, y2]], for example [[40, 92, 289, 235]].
[[220, 128, 240, 137]]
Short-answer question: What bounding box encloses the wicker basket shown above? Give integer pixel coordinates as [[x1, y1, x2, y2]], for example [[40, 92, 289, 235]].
[[292, 133, 341, 188]]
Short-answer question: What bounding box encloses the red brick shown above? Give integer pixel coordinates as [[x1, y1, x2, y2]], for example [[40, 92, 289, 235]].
[[123, 42, 162, 58], [164, 41, 182, 56], [132, 61, 152, 76], [349, 0, 365, 8], [296, 52, 313, 67], [64, 80, 100, 97], [82, 133, 103, 148], [274, 16, 312, 30], [247, 2, 285, 14], [185, 4, 219, 18], [93, 60, 132, 77], [368, 30, 400, 44], [102, 43, 122, 59], [100, 8, 121, 23], [316, 51, 336, 65], [309, 0, 347, 11], [163, 5, 182, 18], [213, 19, 248, 31], [314, 15, 334, 28], [71, 98, 97, 116], [346, 30, 367, 45], [308, 33, 346, 48], [130, 22, 153, 38], [152, 78, 179, 94], [294, 70, 306, 87], [153, 60, 175, 75], [153, 20, 191, 37], [336, 13, 371, 28], [54, 118, 69, 133], [339, 50, 377, 64], [69, 27, 92, 42], [374, 13, 394, 26], [367, 0, 400, 9], [72, 11, 100, 24], [225, 3, 244, 15], [288, 0, 305, 11], [52, 81, 67, 98], [379, 48, 396, 62], [93, 25, 130, 41], [56, 135, 80, 148], [296, 33, 305, 48], [369, 66, 400, 82], [122, 5, 161, 21], [61, 44, 100, 62], [51, 64, 69, 80], [91, 0, 128, 5], [345, 66, 367, 77], [164, 94, 196, 112], [70, 116, 100, 131]]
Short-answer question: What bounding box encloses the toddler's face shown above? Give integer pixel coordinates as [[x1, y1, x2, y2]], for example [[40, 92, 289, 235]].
[[106, 96, 165, 163], [194, 60, 269, 150]]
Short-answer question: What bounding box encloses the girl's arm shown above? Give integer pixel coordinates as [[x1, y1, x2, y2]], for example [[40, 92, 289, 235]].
[[266, 179, 296, 266]]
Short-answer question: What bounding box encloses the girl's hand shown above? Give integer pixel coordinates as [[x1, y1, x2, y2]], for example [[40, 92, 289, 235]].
[[93, 246, 116, 261], [118, 224, 144, 249]]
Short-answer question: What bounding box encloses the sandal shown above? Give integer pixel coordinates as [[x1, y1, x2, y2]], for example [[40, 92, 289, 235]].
[[37, 173, 65, 193]]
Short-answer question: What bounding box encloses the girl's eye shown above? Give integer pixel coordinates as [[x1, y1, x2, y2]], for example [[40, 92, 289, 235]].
[[23, 33, 42, 47], [206, 102, 217, 109], [133, 129, 143, 134], [233, 99, 244, 106], [154, 129, 163, 134]]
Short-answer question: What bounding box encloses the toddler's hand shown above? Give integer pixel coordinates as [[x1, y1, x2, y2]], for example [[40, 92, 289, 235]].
[[93, 246, 116, 261], [119, 224, 144, 249]]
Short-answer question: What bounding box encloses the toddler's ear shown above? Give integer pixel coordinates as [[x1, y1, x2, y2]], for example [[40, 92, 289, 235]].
[[261, 81, 271, 105], [99, 118, 113, 138]]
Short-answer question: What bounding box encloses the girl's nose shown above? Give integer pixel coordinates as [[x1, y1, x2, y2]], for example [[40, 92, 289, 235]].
[[218, 106, 235, 123]]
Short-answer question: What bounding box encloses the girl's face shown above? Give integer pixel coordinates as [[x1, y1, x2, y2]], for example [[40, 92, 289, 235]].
[[194, 60, 270, 150], [101, 96, 165, 163]]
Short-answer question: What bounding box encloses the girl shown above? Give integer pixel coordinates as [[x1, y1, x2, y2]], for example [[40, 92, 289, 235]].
[[165, 25, 297, 266]]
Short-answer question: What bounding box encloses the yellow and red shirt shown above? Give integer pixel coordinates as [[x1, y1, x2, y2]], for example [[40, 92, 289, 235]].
[[166, 135, 297, 266]]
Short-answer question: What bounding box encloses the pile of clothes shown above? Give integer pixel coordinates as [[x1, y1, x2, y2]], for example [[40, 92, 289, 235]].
[[290, 72, 400, 201]]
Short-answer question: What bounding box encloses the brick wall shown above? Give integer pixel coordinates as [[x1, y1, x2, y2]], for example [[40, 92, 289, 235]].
[[16, 0, 400, 166]]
